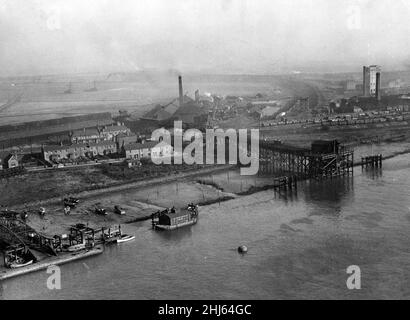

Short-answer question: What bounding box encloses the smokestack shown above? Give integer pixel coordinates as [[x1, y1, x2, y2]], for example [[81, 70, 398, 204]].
[[376, 72, 381, 101], [178, 75, 183, 107]]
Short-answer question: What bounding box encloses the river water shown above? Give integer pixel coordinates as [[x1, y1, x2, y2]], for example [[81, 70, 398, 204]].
[[1, 145, 410, 300]]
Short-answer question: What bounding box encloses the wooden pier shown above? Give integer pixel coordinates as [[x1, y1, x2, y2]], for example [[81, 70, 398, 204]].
[[361, 155, 383, 168], [0, 213, 120, 280], [259, 140, 354, 180], [272, 175, 298, 191]]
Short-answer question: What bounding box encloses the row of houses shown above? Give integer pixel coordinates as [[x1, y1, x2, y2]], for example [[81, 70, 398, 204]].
[[42, 140, 173, 162], [123, 141, 173, 160], [43, 141, 118, 162], [1, 121, 173, 169], [70, 124, 131, 144]]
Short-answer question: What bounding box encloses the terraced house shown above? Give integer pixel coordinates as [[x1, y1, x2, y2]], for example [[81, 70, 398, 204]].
[[101, 125, 130, 140], [71, 127, 102, 144], [43, 141, 118, 162], [70, 124, 131, 144], [122, 141, 173, 160]]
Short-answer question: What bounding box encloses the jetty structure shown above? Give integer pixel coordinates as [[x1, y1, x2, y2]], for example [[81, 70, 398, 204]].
[[361, 155, 383, 168], [0, 214, 126, 280], [258, 139, 354, 180]]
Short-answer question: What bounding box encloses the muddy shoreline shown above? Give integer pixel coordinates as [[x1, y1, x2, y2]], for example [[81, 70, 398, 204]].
[[9, 164, 235, 211]]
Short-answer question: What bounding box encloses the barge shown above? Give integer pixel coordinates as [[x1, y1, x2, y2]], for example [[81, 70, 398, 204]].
[[152, 204, 199, 231]]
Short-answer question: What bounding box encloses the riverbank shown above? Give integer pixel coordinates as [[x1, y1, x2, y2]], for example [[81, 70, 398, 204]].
[[7, 164, 235, 235]]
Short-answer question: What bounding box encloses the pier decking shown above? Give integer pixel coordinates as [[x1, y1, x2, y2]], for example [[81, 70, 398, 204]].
[[259, 140, 354, 180]]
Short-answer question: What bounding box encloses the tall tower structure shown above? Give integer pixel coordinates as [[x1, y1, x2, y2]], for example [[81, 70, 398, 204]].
[[363, 65, 381, 98], [363, 66, 370, 97]]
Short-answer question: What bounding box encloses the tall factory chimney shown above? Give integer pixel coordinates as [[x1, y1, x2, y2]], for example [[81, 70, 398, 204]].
[[376, 72, 381, 101], [178, 75, 183, 107]]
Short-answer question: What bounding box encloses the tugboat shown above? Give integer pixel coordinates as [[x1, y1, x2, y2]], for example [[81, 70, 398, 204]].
[[152, 204, 199, 231]]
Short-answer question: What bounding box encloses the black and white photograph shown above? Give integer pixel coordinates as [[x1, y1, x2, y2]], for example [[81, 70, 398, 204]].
[[0, 0, 410, 304]]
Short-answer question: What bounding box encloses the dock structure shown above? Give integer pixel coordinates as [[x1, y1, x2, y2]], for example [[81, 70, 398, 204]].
[[361, 154, 382, 168], [0, 214, 115, 280], [0, 246, 103, 281], [259, 140, 354, 180], [272, 175, 298, 191], [0, 215, 58, 256]]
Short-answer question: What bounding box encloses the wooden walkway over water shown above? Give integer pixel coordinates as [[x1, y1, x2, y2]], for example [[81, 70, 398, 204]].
[[259, 141, 354, 180]]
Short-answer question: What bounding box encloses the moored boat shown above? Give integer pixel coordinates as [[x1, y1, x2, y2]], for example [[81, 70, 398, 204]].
[[4, 246, 37, 269], [116, 234, 135, 243], [66, 243, 86, 252], [152, 204, 199, 231], [9, 259, 34, 269]]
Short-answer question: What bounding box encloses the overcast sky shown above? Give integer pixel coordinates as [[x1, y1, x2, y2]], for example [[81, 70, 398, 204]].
[[1, 0, 410, 76]]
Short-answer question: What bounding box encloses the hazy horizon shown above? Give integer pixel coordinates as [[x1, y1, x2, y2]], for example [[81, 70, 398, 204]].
[[1, 0, 410, 77]]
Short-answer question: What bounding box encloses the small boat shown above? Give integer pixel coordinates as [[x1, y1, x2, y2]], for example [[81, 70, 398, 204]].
[[8, 258, 34, 269], [116, 234, 135, 243], [95, 207, 107, 215], [152, 204, 199, 231], [66, 243, 86, 252]]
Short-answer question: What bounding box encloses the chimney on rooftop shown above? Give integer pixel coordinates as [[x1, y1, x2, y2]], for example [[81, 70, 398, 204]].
[[178, 75, 183, 107]]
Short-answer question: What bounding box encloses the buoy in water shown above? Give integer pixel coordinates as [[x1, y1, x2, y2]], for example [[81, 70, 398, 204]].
[[238, 245, 248, 254]]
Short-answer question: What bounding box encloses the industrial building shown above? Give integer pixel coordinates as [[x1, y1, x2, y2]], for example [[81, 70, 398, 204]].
[[363, 65, 381, 100], [140, 75, 209, 127]]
